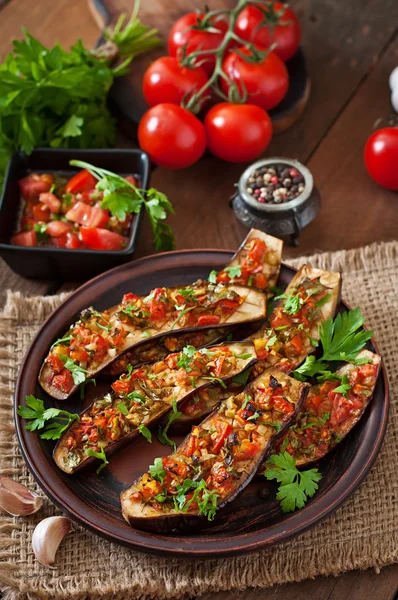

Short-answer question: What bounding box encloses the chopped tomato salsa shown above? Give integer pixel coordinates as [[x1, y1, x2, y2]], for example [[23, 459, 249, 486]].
[[216, 238, 279, 290], [11, 170, 138, 251]]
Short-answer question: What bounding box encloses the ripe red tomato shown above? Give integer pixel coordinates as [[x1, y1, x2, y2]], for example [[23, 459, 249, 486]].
[[32, 203, 51, 223], [80, 227, 127, 251], [143, 56, 208, 107], [204, 103, 273, 163], [18, 174, 53, 201], [364, 127, 398, 191], [65, 170, 97, 194], [65, 232, 82, 249], [46, 221, 72, 237], [221, 47, 289, 111], [234, 2, 301, 63], [138, 104, 206, 169], [168, 12, 228, 75], [65, 202, 93, 225], [39, 192, 61, 213], [10, 230, 37, 247]]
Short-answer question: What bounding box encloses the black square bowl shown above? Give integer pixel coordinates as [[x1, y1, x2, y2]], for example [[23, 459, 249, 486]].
[[0, 148, 150, 280]]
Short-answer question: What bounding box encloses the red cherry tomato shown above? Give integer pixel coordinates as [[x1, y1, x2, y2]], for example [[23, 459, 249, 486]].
[[221, 48, 289, 111], [143, 56, 208, 107], [364, 127, 398, 191], [18, 174, 54, 201], [204, 103, 273, 163], [32, 203, 51, 223], [46, 221, 72, 237], [10, 230, 37, 247], [138, 104, 206, 169], [39, 192, 61, 213], [234, 2, 301, 62], [65, 170, 98, 194], [168, 12, 228, 75], [80, 227, 127, 251]]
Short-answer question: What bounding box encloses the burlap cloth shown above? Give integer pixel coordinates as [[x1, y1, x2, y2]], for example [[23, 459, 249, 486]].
[[0, 241, 397, 600]]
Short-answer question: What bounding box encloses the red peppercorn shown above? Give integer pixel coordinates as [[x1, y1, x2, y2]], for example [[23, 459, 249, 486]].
[[270, 176, 279, 184], [290, 168, 300, 178]]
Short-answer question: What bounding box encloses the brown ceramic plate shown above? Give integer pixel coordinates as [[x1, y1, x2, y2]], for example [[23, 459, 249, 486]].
[[14, 250, 389, 558]]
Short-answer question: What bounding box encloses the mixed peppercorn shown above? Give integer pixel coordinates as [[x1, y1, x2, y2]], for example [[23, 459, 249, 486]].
[[246, 163, 305, 205]]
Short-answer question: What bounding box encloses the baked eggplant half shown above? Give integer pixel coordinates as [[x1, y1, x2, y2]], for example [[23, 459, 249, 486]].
[[174, 265, 341, 429], [213, 229, 283, 293], [40, 282, 266, 401], [53, 341, 257, 474], [120, 369, 309, 533], [270, 350, 381, 467], [102, 229, 283, 378]]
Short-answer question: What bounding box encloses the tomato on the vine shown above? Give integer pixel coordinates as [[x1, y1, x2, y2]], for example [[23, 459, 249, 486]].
[[364, 127, 398, 190], [143, 57, 208, 107], [221, 47, 289, 111], [204, 103, 273, 163], [138, 103, 206, 169], [234, 2, 301, 63], [168, 12, 228, 75]]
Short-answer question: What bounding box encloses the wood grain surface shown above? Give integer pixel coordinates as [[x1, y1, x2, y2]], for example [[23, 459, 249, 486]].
[[0, 0, 397, 597]]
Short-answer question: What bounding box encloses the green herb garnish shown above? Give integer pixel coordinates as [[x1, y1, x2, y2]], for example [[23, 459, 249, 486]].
[[17, 395, 79, 440]]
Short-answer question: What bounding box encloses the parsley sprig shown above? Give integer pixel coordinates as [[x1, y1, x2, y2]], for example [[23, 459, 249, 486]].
[[17, 395, 79, 440], [294, 308, 373, 381], [85, 447, 109, 474], [264, 451, 322, 513], [174, 479, 220, 521], [157, 398, 182, 449], [69, 160, 175, 251]]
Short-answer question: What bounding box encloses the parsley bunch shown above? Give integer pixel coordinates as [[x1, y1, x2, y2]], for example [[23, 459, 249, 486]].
[[264, 451, 322, 513], [17, 395, 79, 440], [0, 2, 161, 190], [70, 160, 175, 251], [294, 308, 373, 381]]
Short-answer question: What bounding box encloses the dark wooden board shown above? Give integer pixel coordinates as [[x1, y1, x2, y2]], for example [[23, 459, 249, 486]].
[[14, 250, 388, 557], [90, 0, 311, 135]]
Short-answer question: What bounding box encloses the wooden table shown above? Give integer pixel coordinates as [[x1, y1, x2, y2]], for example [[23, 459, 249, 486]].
[[0, 0, 397, 598]]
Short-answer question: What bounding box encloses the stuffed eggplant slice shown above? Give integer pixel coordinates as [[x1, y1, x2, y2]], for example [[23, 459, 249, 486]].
[[120, 369, 309, 533], [40, 282, 267, 401], [175, 265, 342, 428], [53, 341, 256, 474], [271, 350, 381, 467]]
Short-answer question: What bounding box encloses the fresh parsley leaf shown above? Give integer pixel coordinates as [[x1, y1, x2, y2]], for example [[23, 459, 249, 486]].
[[264, 451, 322, 513], [157, 398, 182, 449], [223, 265, 242, 279], [242, 394, 251, 409], [79, 377, 96, 401], [332, 375, 351, 395], [320, 308, 373, 363], [59, 355, 88, 386], [85, 446, 109, 474], [247, 411, 261, 422], [170, 305, 196, 330], [126, 391, 146, 404], [315, 293, 331, 308], [50, 335, 72, 349], [117, 401, 129, 416], [177, 345, 197, 372], [208, 270, 218, 284], [283, 292, 302, 315], [260, 420, 282, 432], [265, 335, 278, 350], [17, 396, 79, 440], [202, 376, 227, 389], [293, 355, 328, 382], [138, 424, 152, 443], [234, 352, 253, 360], [232, 366, 253, 386], [149, 457, 166, 484]]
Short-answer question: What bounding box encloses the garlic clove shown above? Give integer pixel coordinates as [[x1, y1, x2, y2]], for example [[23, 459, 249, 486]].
[[0, 477, 43, 516], [32, 516, 72, 568]]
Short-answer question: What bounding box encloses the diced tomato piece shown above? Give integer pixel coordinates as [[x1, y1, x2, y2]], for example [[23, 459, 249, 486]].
[[122, 293, 139, 305], [270, 310, 292, 329], [70, 347, 90, 363], [93, 334, 109, 363], [46, 354, 65, 374], [125, 175, 138, 187], [289, 333, 304, 355], [80, 227, 127, 251], [197, 314, 221, 326], [212, 422, 233, 453], [65, 201, 93, 225], [109, 326, 125, 348], [234, 439, 259, 460], [184, 433, 199, 457], [248, 239, 266, 263], [219, 299, 239, 311], [10, 230, 37, 247], [19, 174, 53, 201], [256, 347, 269, 360], [20, 216, 35, 231], [216, 271, 230, 284], [65, 232, 82, 249], [46, 220, 72, 237], [148, 299, 167, 322], [271, 395, 294, 414], [39, 192, 61, 214], [86, 205, 110, 229], [52, 369, 74, 393], [32, 203, 51, 222], [51, 234, 68, 249], [65, 170, 98, 194], [112, 379, 131, 396], [253, 273, 267, 289], [212, 355, 225, 378]]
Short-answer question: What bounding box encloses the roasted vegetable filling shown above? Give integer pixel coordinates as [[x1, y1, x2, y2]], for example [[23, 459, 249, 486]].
[[57, 343, 254, 471], [275, 361, 379, 463], [45, 281, 247, 394], [127, 372, 299, 519]]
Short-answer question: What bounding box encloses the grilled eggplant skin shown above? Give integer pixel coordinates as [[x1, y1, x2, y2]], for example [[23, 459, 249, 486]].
[[40, 282, 266, 401], [53, 341, 257, 474], [120, 368, 309, 533], [174, 265, 342, 429], [268, 350, 382, 469]]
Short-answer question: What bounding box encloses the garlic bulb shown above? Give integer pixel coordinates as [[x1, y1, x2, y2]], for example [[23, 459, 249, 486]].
[[32, 516, 72, 568], [0, 477, 43, 516], [389, 66, 398, 91], [391, 87, 398, 114]]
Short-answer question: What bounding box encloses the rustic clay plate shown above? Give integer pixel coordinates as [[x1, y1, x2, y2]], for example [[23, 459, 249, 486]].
[[14, 250, 389, 558]]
